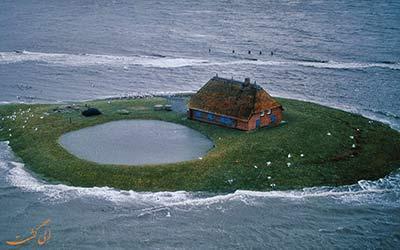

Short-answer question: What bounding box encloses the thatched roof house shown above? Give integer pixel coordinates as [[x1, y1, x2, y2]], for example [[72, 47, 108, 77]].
[[188, 76, 283, 130]]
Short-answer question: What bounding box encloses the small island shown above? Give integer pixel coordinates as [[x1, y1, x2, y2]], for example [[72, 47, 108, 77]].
[[0, 96, 399, 192]]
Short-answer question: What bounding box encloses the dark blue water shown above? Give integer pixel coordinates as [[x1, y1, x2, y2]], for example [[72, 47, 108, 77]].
[[0, 0, 399, 248]]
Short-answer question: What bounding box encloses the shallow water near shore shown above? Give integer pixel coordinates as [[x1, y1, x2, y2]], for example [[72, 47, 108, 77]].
[[59, 120, 213, 165], [1, 0, 400, 248], [1, 141, 399, 248]]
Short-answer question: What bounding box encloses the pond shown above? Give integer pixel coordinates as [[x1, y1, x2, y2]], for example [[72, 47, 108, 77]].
[[59, 120, 213, 165]]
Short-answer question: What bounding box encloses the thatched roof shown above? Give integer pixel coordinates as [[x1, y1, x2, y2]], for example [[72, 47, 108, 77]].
[[189, 77, 281, 120]]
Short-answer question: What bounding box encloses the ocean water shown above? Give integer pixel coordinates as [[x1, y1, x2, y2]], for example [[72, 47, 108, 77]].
[[0, 0, 399, 248]]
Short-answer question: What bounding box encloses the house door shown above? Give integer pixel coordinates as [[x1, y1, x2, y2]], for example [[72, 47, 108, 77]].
[[256, 119, 260, 128]]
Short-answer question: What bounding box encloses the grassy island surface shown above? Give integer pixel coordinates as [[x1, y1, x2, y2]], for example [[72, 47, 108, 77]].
[[0, 97, 399, 192]]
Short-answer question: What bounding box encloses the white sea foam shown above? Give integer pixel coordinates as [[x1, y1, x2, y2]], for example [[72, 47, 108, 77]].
[[0, 142, 398, 208], [0, 101, 17, 105], [0, 51, 399, 70], [0, 51, 208, 68], [292, 60, 400, 70], [210, 59, 400, 70]]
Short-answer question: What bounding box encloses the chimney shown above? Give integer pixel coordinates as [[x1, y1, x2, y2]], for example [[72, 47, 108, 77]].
[[243, 77, 251, 87]]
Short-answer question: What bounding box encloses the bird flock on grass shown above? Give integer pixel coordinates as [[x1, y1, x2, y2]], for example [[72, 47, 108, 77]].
[[0, 107, 52, 138], [224, 128, 364, 189]]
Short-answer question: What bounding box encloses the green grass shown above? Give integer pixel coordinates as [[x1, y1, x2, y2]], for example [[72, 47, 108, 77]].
[[0, 97, 399, 192]]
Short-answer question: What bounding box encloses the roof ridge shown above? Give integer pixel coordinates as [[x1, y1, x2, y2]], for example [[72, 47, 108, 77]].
[[212, 76, 244, 85], [189, 77, 281, 120]]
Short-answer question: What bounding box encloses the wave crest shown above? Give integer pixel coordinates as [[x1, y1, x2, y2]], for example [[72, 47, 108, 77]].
[[0, 142, 399, 208], [0, 51, 399, 70], [0, 51, 208, 68]]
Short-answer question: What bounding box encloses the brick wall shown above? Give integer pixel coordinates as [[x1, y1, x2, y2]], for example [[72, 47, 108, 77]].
[[236, 120, 249, 130], [247, 114, 259, 130], [188, 107, 282, 131], [271, 108, 283, 125], [254, 107, 283, 129]]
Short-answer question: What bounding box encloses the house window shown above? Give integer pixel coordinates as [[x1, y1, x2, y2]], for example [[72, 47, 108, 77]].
[[207, 113, 215, 121], [220, 116, 235, 127], [260, 111, 265, 117], [194, 111, 202, 119]]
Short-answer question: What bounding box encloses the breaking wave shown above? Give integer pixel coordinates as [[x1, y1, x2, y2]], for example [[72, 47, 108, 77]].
[[0, 51, 209, 68], [0, 51, 399, 70], [363, 108, 400, 120], [0, 142, 399, 208], [214, 59, 400, 70]]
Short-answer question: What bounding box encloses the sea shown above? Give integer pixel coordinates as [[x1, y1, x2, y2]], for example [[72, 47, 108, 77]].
[[0, 0, 399, 249]]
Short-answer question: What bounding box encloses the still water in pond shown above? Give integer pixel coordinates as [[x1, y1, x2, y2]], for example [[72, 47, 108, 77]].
[[59, 120, 213, 165]]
